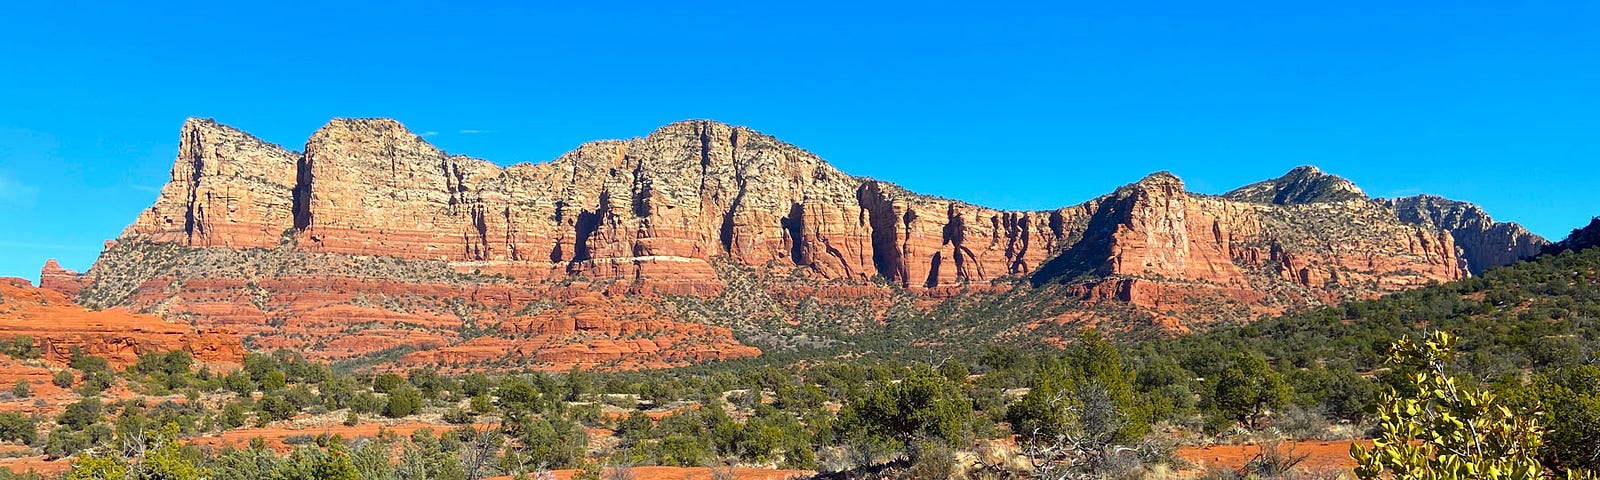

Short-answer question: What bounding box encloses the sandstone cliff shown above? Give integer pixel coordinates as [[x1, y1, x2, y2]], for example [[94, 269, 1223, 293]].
[[0, 277, 243, 367], [65, 118, 1546, 364], [1033, 169, 1473, 321], [38, 259, 83, 299], [127, 118, 302, 248], [1385, 195, 1549, 274], [113, 118, 1066, 291]]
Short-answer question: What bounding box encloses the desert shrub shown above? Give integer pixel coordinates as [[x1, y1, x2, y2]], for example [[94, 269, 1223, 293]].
[[0, 336, 39, 360], [441, 407, 472, 425], [906, 441, 960, 479], [58, 397, 103, 430], [44, 429, 90, 459], [0, 412, 37, 445], [372, 373, 406, 394], [258, 394, 297, 422], [52, 370, 73, 388], [1205, 352, 1291, 431], [1274, 405, 1331, 441], [837, 367, 973, 458], [220, 401, 249, 429], [383, 385, 422, 418], [1351, 331, 1591, 479], [1243, 442, 1310, 478]]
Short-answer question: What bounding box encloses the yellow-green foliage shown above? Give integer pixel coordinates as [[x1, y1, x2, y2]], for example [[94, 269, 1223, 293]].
[[63, 456, 125, 480], [63, 423, 207, 480], [1352, 332, 1596, 480]]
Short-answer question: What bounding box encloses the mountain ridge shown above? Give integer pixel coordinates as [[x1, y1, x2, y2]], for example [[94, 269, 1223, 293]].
[[49, 117, 1550, 368]]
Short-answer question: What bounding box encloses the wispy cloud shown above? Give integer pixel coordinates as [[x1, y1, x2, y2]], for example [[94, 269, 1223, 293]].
[[0, 241, 101, 252], [1383, 187, 1424, 198], [420, 131, 439, 137], [0, 173, 38, 206], [458, 129, 494, 135], [129, 184, 161, 193]]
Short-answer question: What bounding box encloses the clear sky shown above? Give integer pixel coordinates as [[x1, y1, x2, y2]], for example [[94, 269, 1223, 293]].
[[1, 1, 1597, 280]]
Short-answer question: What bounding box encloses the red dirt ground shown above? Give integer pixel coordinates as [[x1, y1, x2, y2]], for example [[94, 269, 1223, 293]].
[[187, 421, 469, 452], [1177, 440, 1369, 473], [486, 466, 812, 480], [0, 455, 70, 476]]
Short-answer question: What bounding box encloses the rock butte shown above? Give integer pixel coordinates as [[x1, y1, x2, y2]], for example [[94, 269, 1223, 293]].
[[45, 118, 1545, 367]]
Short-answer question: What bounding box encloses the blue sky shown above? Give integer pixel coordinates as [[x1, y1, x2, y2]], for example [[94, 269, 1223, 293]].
[[1, 1, 1597, 280]]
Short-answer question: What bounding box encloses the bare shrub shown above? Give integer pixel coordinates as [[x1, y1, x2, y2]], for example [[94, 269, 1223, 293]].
[[906, 442, 960, 479], [1274, 406, 1332, 441], [707, 458, 738, 480], [1244, 442, 1311, 478], [602, 456, 637, 480]]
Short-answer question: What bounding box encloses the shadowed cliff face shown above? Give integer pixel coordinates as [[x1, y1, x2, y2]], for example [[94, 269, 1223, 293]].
[[1385, 195, 1549, 274], [1543, 217, 1600, 256], [54, 118, 1549, 365]]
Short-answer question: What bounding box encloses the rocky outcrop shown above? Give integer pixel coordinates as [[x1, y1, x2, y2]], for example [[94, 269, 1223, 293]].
[[1385, 195, 1548, 274], [1035, 171, 1472, 318], [38, 259, 84, 298], [122, 118, 1071, 291], [0, 277, 243, 367], [1224, 166, 1368, 205], [402, 291, 761, 371], [125, 118, 301, 249], [74, 118, 1549, 363], [1543, 217, 1600, 255]]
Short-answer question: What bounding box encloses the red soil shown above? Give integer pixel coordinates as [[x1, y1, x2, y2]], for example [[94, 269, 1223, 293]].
[[188, 421, 467, 452], [1177, 440, 1369, 473], [0, 278, 244, 368], [485, 466, 812, 480]]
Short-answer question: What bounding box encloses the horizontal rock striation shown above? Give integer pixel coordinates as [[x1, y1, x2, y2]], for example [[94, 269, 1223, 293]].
[[64, 118, 1548, 363], [125, 118, 1068, 291], [1034, 170, 1477, 320], [38, 259, 84, 299], [0, 277, 243, 367]]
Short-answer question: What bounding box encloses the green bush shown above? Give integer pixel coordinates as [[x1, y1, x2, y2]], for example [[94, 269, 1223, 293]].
[[0, 336, 39, 360], [837, 367, 973, 455], [383, 385, 422, 418], [372, 373, 406, 394], [1352, 332, 1581, 479], [0, 412, 36, 445], [1205, 352, 1291, 431], [52, 370, 73, 388], [258, 395, 298, 422]]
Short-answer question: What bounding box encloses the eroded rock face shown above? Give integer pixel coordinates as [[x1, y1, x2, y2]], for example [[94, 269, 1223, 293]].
[[1386, 195, 1549, 274], [1223, 165, 1368, 205], [38, 259, 84, 299], [126, 118, 301, 249], [1034, 171, 1476, 319], [121, 119, 1074, 291], [76, 118, 1548, 364], [0, 277, 243, 367]]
